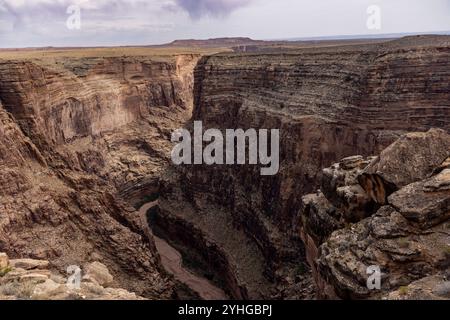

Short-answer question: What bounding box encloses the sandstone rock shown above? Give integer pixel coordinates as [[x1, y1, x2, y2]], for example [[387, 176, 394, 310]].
[[433, 282, 450, 299], [321, 156, 377, 222], [386, 274, 450, 300], [359, 129, 450, 204], [299, 193, 342, 245], [19, 273, 49, 284], [32, 279, 67, 300], [321, 155, 369, 193], [367, 206, 412, 239], [2, 269, 51, 285], [0, 253, 146, 300], [389, 176, 450, 228], [432, 156, 450, 175], [299, 129, 450, 299], [0, 253, 9, 269], [318, 204, 448, 300], [10, 259, 49, 270], [423, 168, 450, 192], [83, 262, 114, 287], [1, 36, 450, 301]]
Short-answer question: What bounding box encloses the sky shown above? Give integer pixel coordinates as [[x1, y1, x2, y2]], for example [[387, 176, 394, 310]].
[[0, 0, 449, 48]]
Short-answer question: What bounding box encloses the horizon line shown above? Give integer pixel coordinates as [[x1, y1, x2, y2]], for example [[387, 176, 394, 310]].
[[1, 30, 449, 51]]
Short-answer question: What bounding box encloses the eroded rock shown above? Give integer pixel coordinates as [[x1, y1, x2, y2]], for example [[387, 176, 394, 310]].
[[0, 54, 200, 299], [0, 255, 144, 300], [10, 259, 49, 271], [389, 176, 450, 228], [359, 129, 450, 204], [0, 253, 8, 269], [299, 130, 450, 299], [83, 262, 114, 287]]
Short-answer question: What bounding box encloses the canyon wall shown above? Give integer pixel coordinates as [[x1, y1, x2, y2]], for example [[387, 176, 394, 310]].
[[0, 54, 200, 298], [159, 36, 450, 298], [300, 129, 450, 299], [0, 56, 195, 145], [0, 35, 449, 300]]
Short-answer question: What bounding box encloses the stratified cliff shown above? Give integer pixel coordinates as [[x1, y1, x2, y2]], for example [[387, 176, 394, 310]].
[[0, 53, 200, 298], [158, 35, 450, 299], [0, 35, 449, 300], [300, 129, 450, 299]]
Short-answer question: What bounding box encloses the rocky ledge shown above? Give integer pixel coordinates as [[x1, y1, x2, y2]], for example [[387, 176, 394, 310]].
[[298, 128, 450, 299], [0, 54, 200, 299], [0, 252, 144, 300]]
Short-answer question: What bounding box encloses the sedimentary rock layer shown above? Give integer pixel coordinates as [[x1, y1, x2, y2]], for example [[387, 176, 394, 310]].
[[0, 35, 449, 300], [0, 54, 200, 298], [161, 36, 450, 298], [300, 129, 450, 299]]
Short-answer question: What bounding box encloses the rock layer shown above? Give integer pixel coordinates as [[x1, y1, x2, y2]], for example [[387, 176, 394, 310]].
[[299, 129, 450, 299], [0, 54, 200, 298], [0, 253, 144, 300], [0, 35, 449, 300], [156, 36, 450, 299]]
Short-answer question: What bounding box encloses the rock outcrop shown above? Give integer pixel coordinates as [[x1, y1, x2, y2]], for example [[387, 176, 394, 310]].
[[156, 36, 450, 299], [1, 35, 449, 300], [0, 253, 144, 300], [0, 54, 201, 299], [359, 129, 450, 204], [298, 129, 450, 299]]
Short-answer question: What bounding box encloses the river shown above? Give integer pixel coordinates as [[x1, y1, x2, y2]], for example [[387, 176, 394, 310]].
[[139, 202, 228, 300]]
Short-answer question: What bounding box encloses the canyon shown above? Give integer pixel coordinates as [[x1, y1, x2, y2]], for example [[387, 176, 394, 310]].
[[0, 35, 449, 300]]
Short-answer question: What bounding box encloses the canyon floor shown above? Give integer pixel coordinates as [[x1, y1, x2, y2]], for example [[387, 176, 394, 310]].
[[0, 35, 449, 300]]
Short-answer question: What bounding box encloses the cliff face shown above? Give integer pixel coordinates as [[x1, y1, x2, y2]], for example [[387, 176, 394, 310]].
[[0, 54, 200, 298], [0, 35, 449, 300], [0, 56, 195, 145], [158, 36, 450, 298], [301, 129, 450, 299]]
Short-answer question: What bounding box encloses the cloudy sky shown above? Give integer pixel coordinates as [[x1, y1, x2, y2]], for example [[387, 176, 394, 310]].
[[0, 0, 449, 48]]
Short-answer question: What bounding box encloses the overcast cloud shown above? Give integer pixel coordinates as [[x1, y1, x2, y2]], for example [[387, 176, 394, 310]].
[[0, 0, 449, 48], [174, 0, 254, 18]]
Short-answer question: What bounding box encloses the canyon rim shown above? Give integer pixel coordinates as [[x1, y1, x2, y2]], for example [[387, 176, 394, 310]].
[[0, 0, 449, 305]]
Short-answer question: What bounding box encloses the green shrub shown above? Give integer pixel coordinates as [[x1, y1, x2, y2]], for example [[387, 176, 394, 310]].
[[443, 246, 450, 255], [398, 286, 409, 296], [0, 266, 13, 277], [0, 279, 36, 299]]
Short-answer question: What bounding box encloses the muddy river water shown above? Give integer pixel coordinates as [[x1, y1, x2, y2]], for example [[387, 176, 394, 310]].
[[139, 202, 227, 300]]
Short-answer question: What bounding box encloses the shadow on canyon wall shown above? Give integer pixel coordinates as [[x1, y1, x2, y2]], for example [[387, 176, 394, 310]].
[[0, 35, 449, 300]]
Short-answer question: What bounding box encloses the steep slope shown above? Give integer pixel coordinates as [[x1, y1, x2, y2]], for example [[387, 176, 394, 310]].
[[0, 54, 200, 298], [300, 129, 450, 299], [0, 35, 449, 300], [157, 36, 450, 298]]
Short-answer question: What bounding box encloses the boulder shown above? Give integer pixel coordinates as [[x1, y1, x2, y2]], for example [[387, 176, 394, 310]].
[[299, 192, 342, 245], [82, 262, 114, 287], [321, 156, 378, 222], [10, 259, 49, 270], [389, 172, 450, 228], [32, 279, 67, 300], [19, 273, 49, 284], [386, 274, 450, 300], [0, 253, 9, 269], [359, 129, 450, 204]]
